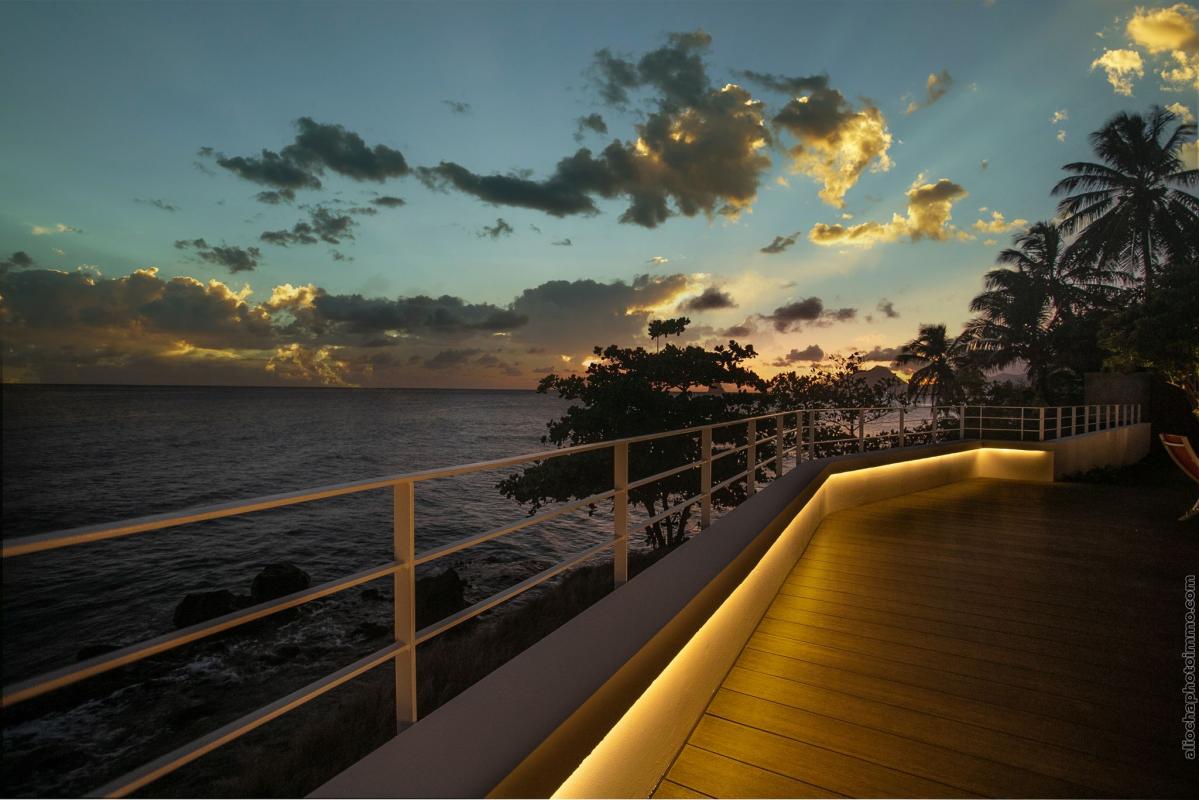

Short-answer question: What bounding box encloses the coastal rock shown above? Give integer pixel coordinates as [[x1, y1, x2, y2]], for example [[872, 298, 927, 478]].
[[173, 590, 240, 629], [250, 563, 311, 604], [415, 568, 467, 629]]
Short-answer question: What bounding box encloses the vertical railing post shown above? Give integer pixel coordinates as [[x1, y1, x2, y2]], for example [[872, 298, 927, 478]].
[[794, 412, 803, 463], [775, 414, 785, 477], [979, 404, 985, 439], [807, 410, 816, 461], [746, 419, 757, 495], [1019, 408, 1025, 441], [613, 442, 628, 586], [959, 403, 966, 441], [1107, 404, 1112, 429], [1056, 405, 1062, 439], [898, 407, 906, 447], [858, 411, 865, 452], [393, 480, 417, 726], [700, 427, 712, 529], [1072, 405, 1077, 436], [1038, 407, 1046, 442]]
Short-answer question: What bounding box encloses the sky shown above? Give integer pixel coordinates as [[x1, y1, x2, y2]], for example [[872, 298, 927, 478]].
[[1, 0, 1196, 388]]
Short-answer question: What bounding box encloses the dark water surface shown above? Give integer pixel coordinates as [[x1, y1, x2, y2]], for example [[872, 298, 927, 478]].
[[1, 385, 624, 794]]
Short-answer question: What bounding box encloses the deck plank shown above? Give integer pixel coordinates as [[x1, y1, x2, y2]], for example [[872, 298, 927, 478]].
[[658, 478, 1197, 797]]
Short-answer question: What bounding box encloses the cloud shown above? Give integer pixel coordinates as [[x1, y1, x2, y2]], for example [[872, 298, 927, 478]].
[[135, 198, 179, 212], [1126, 3, 1199, 89], [1, 251, 36, 276], [1091, 49, 1145, 95], [972, 210, 1028, 234], [744, 71, 893, 208], [647, 255, 670, 265], [683, 286, 736, 311], [760, 232, 800, 254], [1050, 109, 1069, 124], [443, 100, 471, 114], [808, 175, 971, 247], [421, 33, 771, 227], [425, 348, 483, 369], [30, 223, 82, 235], [372, 195, 407, 208], [255, 190, 295, 204], [211, 117, 409, 197], [1056, 129, 1067, 142], [859, 345, 901, 362], [765, 297, 856, 332], [174, 238, 262, 272], [551, 238, 573, 246], [876, 298, 899, 318], [980, 159, 989, 171], [1167, 100, 1196, 121], [261, 207, 356, 246], [770, 344, 824, 366], [479, 218, 515, 239], [905, 69, 954, 114], [574, 113, 608, 141]]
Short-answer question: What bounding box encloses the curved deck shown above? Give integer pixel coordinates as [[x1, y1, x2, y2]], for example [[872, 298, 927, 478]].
[[655, 478, 1197, 798]]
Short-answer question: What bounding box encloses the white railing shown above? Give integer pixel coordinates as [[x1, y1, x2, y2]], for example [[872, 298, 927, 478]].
[[0, 401, 1141, 796]]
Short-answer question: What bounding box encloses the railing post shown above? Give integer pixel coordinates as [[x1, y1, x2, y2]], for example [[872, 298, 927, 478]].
[[979, 404, 984, 439], [775, 414, 785, 476], [613, 442, 628, 586], [898, 407, 906, 447], [1056, 405, 1062, 439], [746, 419, 757, 495], [393, 480, 417, 726], [858, 411, 865, 452], [700, 427, 712, 529], [807, 410, 816, 461], [794, 412, 803, 463], [1019, 408, 1025, 441], [1038, 407, 1046, 442], [1107, 404, 1112, 429], [959, 403, 966, 440]]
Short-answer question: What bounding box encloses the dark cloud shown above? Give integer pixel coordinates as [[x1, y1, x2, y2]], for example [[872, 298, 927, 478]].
[[574, 113, 609, 141], [134, 198, 179, 212], [760, 232, 800, 254], [479, 218, 515, 239], [736, 70, 829, 96], [256, 190, 295, 204], [345, 206, 378, 216], [372, 195, 407, 208], [443, 100, 471, 114], [551, 238, 572, 246], [426, 348, 482, 369], [860, 345, 902, 362], [420, 32, 770, 228], [173, 238, 261, 272], [876, 298, 899, 318], [331, 250, 353, 262], [905, 69, 954, 114], [719, 322, 755, 338], [273, 290, 529, 341], [210, 118, 409, 198], [683, 286, 736, 311], [261, 207, 356, 246], [770, 344, 824, 366], [1, 251, 35, 274], [765, 297, 857, 332]]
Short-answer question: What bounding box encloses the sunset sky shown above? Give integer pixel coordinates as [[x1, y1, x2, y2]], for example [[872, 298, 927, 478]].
[[2, 0, 1196, 388]]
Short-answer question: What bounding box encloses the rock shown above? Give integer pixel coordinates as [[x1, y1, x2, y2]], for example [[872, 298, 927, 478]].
[[250, 563, 311, 604], [415, 568, 468, 629], [76, 643, 121, 662], [173, 590, 239, 629]]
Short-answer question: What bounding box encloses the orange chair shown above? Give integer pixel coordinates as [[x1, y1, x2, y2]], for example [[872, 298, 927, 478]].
[[1160, 434, 1199, 521]]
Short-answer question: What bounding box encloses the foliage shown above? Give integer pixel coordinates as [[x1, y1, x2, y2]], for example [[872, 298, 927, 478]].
[[1101, 260, 1199, 408], [648, 316, 690, 350], [1052, 105, 1199, 293], [498, 320, 768, 548], [895, 324, 975, 408]]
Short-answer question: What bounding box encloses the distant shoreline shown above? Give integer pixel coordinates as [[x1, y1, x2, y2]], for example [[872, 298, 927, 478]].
[[0, 382, 543, 393]]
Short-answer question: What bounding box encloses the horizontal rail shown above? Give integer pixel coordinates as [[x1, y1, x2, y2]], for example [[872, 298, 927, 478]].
[[415, 539, 615, 644], [1, 561, 400, 708], [711, 469, 749, 493], [640, 492, 704, 529], [711, 442, 751, 462], [90, 643, 402, 798], [627, 460, 703, 491], [413, 489, 616, 566]]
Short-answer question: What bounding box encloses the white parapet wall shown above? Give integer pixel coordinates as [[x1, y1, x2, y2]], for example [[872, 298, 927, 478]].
[[313, 424, 1147, 800]]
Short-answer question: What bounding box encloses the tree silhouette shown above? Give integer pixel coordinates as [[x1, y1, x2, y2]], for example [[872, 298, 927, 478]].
[[1052, 105, 1198, 295], [895, 324, 972, 409], [648, 317, 691, 351]]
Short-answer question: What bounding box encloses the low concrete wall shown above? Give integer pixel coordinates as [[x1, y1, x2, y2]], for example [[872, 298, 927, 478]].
[[1043, 422, 1150, 478], [312, 428, 1139, 800]]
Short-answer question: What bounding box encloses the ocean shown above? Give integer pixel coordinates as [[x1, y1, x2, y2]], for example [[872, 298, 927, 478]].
[[1, 384, 621, 795]]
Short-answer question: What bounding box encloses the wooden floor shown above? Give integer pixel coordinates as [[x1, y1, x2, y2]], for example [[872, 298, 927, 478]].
[[654, 478, 1198, 798]]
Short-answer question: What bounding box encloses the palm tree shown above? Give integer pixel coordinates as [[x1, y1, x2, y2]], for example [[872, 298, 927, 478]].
[[1052, 105, 1198, 295], [967, 266, 1058, 401], [895, 324, 972, 409], [994, 222, 1097, 318]]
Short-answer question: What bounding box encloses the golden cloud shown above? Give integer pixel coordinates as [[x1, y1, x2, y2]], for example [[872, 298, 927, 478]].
[[972, 210, 1029, 234], [1121, 4, 1199, 91], [808, 175, 971, 248], [1091, 48, 1146, 95]]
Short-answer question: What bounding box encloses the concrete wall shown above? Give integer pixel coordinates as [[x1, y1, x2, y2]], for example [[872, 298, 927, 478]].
[[312, 428, 1143, 800], [1043, 422, 1150, 478]]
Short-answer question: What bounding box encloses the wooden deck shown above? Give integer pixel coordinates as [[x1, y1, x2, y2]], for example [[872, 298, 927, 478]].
[[654, 477, 1198, 798]]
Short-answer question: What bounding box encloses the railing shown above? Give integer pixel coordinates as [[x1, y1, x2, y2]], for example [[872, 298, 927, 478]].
[[0, 402, 1141, 796]]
